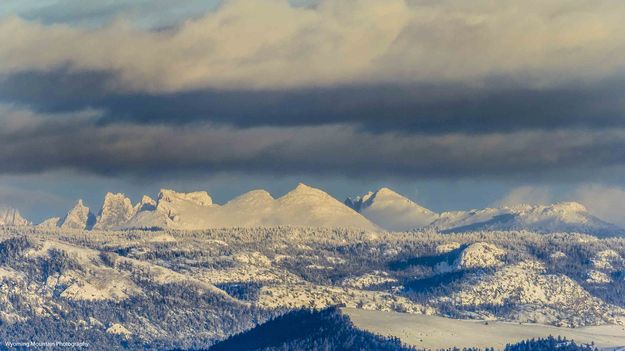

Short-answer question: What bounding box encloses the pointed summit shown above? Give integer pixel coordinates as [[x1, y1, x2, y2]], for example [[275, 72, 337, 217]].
[[59, 200, 96, 230], [0, 206, 30, 226], [280, 183, 333, 202], [275, 184, 378, 230], [347, 187, 437, 231], [93, 193, 136, 230]]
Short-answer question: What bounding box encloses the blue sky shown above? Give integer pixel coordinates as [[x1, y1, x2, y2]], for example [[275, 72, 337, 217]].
[[1, 0, 625, 224]]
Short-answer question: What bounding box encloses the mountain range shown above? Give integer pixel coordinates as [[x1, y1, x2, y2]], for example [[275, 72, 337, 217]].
[[1, 184, 623, 237]]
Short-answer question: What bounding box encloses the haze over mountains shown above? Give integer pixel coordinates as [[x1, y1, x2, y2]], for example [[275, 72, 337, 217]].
[[1, 184, 623, 237]]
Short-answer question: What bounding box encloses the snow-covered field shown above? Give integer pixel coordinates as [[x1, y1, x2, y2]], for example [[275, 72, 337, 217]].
[[345, 308, 625, 350]]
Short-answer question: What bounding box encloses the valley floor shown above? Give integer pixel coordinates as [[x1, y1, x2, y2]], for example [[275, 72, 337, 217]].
[[344, 308, 625, 350]]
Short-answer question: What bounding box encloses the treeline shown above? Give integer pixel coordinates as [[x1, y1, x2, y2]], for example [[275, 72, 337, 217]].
[[185, 308, 599, 351]]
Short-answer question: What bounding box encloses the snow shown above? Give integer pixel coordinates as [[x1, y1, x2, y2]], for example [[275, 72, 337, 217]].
[[121, 183, 377, 230], [58, 200, 96, 230], [93, 193, 136, 230], [159, 189, 213, 207], [436, 242, 461, 253], [587, 270, 612, 284], [106, 323, 131, 337], [259, 283, 429, 314], [37, 217, 61, 228], [454, 242, 505, 270], [60, 280, 133, 301], [433, 202, 623, 236], [341, 271, 398, 289], [233, 252, 272, 267], [10, 184, 623, 237], [344, 187, 623, 236], [438, 260, 625, 326], [0, 267, 22, 280], [0, 206, 29, 226], [593, 250, 624, 271], [346, 187, 437, 231], [345, 308, 625, 350]]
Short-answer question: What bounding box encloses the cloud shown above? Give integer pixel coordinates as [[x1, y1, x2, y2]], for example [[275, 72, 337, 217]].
[[494, 186, 552, 207], [1, 0, 625, 92], [0, 0, 221, 28], [3, 70, 625, 134], [575, 184, 625, 226], [2, 105, 625, 180]]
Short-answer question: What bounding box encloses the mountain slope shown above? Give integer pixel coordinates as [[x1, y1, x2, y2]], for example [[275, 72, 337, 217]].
[[433, 202, 624, 237], [123, 184, 377, 231], [0, 207, 29, 226], [346, 188, 437, 231]]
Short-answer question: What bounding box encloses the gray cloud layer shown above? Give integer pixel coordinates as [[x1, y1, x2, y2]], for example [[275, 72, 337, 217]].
[[2, 1, 625, 182], [3, 69, 625, 134], [2, 105, 625, 179]]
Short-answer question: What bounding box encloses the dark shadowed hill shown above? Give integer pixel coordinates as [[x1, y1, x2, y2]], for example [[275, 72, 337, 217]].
[[205, 307, 415, 351]]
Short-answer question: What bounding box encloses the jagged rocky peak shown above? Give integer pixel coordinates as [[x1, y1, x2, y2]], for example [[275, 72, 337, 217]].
[[0, 206, 30, 226], [137, 195, 157, 212], [158, 189, 213, 207], [345, 192, 374, 212], [59, 199, 96, 230], [93, 193, 136, 230]]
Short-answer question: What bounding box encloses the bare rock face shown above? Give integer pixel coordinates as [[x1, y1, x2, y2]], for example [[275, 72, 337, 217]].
[[59, 200, 96, 230], [0, 207, 29, 226], [93, 193, 136, 230]]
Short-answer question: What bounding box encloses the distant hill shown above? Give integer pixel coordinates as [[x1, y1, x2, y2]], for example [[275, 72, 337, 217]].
[[346, 187, 624, 237], [206, 307, 415, 351]]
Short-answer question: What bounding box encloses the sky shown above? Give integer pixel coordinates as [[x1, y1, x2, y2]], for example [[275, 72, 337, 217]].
[[1, 0, 625, 225]]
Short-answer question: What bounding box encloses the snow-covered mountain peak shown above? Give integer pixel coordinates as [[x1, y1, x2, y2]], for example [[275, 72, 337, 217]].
[[373, 187, 402, 198], [93, 193, 136, 230], [432, 201, 623, 237], [545, 201, 587, 213], [158, 189, 213, 207], [0, 206, 29, 226], [59, 200, 96, 230], [346, 188, 437, 231], [280, 183, 333, 202], [226, 190, 274, 207]]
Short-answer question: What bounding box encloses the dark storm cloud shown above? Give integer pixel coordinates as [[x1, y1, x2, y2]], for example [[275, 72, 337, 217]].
[[2, 106, 625, 179], [3, 69, 625, 134]]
